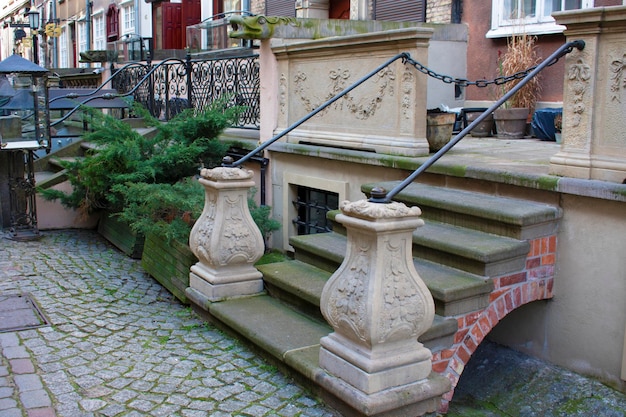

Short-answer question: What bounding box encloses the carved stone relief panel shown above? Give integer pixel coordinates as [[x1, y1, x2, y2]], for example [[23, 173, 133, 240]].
[[602, 42, 626, 149], [287, 58, 402, 133], [564, 53, 592, 150]]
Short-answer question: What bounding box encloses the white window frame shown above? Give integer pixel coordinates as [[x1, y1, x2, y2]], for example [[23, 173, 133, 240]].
[[93, 12, 105, 51], [122, 4, 136, 35], [59, 29, 69, 68], [78, 21, 88, 68], [487, 0, 594, 38]]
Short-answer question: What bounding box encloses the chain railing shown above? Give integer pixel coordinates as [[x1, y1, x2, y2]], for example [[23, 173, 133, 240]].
[[402, 40, 583, 89], [369, 40, 585, 203], [226, 40, 585, 205]]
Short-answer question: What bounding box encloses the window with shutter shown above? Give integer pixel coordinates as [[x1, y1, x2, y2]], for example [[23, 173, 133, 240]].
[[374, 0, 425, 22], [266, 0, 296, 17]]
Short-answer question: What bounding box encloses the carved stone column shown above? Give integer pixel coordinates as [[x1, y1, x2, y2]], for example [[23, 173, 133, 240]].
[[550, 6, 626, 183], [318, 198, 450, 416], [188, 167, 264, 302]]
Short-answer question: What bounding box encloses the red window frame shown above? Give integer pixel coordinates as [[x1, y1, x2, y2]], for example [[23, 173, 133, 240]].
[[106, 4, 119, 42]]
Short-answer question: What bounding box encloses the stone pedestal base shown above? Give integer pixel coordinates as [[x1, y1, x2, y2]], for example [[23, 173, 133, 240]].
[[317, 369, 450, 417], [319, 333, 432, 395], [188, 166, 265, 302], [189, 265, 263, 302], [550, 151, 626, 183], [318, 198, 447, 416]]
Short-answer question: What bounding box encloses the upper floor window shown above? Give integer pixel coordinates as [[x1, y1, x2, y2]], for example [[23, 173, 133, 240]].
[[106, 4, 119, 41], [59, 29, 69, 68], [93, 14, 105, 50], [487, 0, 594, 38], [78, 22, 87, 68], [122, 5, 136, 35]]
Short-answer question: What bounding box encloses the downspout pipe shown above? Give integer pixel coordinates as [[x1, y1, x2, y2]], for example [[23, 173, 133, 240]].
[[51, 0, 58, 68], [85, 0, 92, 54]]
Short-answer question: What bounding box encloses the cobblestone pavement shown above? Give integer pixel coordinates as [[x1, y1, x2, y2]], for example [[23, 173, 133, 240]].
[[0, 229, 339, 417]]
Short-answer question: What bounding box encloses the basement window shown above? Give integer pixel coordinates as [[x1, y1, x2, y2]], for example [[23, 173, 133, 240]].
[[292, 186, 338, 235]]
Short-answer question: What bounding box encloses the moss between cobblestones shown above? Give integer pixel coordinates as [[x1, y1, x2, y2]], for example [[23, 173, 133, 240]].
[[449, 341, 626, 416]]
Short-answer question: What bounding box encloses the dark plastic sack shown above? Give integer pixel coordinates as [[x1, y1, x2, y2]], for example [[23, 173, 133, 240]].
[[531, 108, 562, 141]]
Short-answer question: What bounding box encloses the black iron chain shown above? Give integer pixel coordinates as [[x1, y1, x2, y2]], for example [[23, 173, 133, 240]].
[[401, 41, 579, 88]]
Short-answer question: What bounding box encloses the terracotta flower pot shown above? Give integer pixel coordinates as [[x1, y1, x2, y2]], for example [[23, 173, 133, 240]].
[[426, 112, 457, 152], [466, 111, 494, 137], [493, 108, 529, 139]]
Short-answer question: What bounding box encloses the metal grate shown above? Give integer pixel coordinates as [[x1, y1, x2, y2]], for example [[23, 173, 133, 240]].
[[292, 186, 338, 235], [0, 293, 49, 333]]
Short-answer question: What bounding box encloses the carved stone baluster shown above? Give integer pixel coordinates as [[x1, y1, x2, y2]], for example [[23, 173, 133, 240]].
[[187, 166, 264, 302], [318, 198, 450, 416]]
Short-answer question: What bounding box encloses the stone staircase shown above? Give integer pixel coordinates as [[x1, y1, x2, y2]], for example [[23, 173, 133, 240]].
[[34, 119, 157, 190], [190, 179, 562, 411]]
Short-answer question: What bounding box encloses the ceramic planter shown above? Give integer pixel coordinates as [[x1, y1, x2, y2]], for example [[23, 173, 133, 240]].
[[493, 108, 529, 139], [426, 112, 457, 152], [466, 111, 494, 137]]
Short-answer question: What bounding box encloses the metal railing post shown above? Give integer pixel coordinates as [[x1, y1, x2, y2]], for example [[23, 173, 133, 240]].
[[186, 52, 193, 110]]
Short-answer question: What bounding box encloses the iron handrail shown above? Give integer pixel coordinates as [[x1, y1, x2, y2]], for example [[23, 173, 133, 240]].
[[48, 61, 148, 106], [368, 39, 585, 203], [224, 52, 409, 167], [49, 57, 187, 128]]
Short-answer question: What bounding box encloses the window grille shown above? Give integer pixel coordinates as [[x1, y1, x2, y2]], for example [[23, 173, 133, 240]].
[[292, 186, 338, 235]]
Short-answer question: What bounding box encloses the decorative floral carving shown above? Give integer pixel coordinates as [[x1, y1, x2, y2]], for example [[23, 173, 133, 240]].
[[292, 66, 395, 120], [190, 190, 258, 267], [609, 53, 626, 103], [200, 167, 253, 181], [325, 243, 370, 342], [190, 192, 217, 263], [279, 73, 288, 114], [401, 68, 414, 121], [216, 195, 257, 265], [340, 199, 422, 220], [567, 58, 591, 128], [378, 237, 428, 343]]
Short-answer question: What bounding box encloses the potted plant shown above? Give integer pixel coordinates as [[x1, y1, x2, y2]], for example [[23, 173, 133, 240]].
[[493, 32, 541, 139], [463, 108, 494, 137], [426, 108, 457, 152]]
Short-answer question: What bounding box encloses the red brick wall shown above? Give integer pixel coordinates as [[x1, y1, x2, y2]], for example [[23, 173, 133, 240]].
[[432, 234, 557, 412]]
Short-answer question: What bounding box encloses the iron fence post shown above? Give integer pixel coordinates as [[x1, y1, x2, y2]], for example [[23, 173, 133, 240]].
[[186, 51, 193, 110]]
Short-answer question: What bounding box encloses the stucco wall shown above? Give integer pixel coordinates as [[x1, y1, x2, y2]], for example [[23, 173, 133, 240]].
[[489, 194, 626, 391]]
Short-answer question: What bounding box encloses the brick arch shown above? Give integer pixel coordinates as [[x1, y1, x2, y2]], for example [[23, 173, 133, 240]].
[[431, 235, 556, 413]]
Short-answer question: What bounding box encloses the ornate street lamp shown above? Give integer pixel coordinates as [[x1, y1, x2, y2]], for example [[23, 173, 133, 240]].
[[26, 10, 39, 65]]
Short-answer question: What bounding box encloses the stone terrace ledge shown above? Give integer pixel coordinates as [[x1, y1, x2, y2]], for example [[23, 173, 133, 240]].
[[239, 133, 626, 203]]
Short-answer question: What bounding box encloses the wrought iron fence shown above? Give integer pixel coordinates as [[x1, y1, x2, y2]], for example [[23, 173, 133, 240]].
[[111, 52, 260, 128]]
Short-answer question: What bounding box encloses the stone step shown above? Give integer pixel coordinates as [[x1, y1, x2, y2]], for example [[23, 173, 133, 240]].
[[293, 217, 529, 278], [414, 220, 529, 276], [204, 292, 456, 378], [34, 170, 69, 189], [361, 182, 561, 240], [48, 156, 81, 170], [288, 233, 495, 316], [258, 260, 458, 350]]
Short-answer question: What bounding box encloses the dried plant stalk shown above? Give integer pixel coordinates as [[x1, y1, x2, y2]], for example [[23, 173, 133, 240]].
[[501, 32, 542, 110]]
